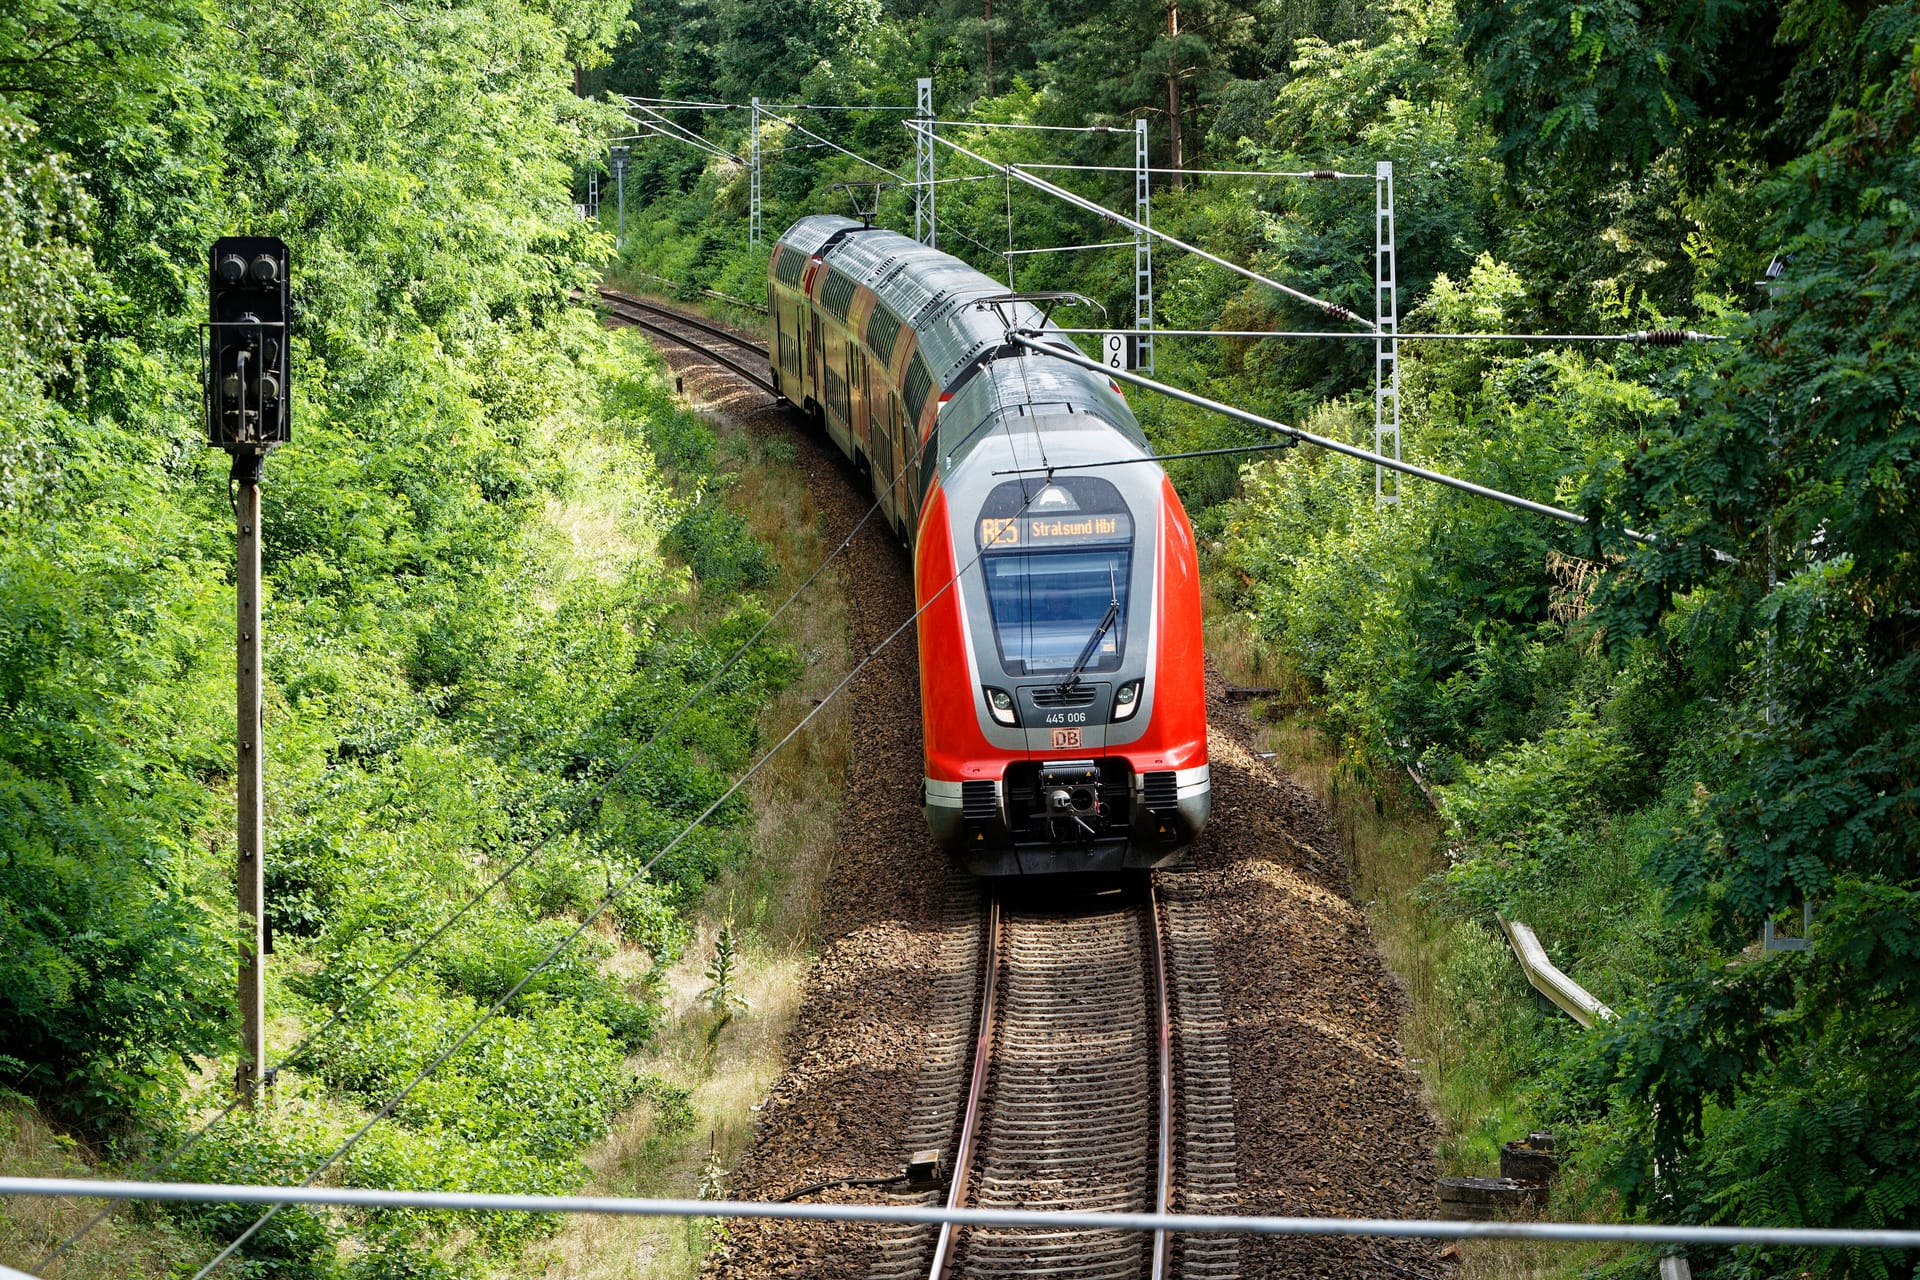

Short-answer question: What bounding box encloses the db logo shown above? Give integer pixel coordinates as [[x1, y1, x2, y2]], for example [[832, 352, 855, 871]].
[[1050, 728, 1082, 749]]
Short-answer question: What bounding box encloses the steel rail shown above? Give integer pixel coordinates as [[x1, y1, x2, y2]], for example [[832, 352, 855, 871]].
[[1147, 883, 1174, 1280], [600, 289, 770, 358], [612, 272, 769, 315], [11, 1180, 1920, 1251], [602, 301, 777, 397], [1006, 331, 1660, 547], [927, 894, 1002, 1280], [914, 127, 1376, 331]]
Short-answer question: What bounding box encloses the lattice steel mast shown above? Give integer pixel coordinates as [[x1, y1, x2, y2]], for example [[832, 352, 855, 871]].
[[1374, 160, 1400, 503], [1134, 119, 1154, 374]]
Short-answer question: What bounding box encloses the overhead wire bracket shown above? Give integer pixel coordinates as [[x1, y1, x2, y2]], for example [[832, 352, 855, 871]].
[[917, 125, 1377, 332]]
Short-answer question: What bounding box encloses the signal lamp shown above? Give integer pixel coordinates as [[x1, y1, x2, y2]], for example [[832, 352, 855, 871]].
[[1112, 679, 1142, 721], [984, 686, 1018, 726]]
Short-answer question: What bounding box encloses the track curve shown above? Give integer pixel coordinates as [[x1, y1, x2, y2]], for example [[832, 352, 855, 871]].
[[598, 287, 778, 396]]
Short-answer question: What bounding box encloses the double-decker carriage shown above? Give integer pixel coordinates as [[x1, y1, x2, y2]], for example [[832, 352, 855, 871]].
[[769, 215, 1210, 875]]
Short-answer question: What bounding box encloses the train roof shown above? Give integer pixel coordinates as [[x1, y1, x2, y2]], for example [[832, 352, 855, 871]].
[[778, 217, 1072, 383], [936, 346, 1146, 470], [779, 214, 864, 256], [776, 214, 1155, 474]]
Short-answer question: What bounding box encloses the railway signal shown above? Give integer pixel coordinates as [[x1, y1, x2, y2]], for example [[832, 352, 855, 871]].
[[203, 234, 291, 1107], [206, 237, 290, 455], [610, 145, 630, 247]]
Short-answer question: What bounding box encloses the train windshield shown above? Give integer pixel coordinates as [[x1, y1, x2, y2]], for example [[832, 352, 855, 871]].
[[983, 548, 1132, 675], [975, 477, 1136, 677]]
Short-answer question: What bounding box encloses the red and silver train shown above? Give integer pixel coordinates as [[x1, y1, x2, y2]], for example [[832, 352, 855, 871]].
[[768, 215, 1209, 875]]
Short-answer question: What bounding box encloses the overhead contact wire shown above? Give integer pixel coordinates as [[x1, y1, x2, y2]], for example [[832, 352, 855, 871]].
[[914, 127, 1377, 332], [1009, 331, 1660, 546], [627, 104, 744, 164], [760, 109, 906, 182]]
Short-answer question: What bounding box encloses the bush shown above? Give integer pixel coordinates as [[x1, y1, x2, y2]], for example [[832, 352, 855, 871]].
[[666, 489, 777, 592]]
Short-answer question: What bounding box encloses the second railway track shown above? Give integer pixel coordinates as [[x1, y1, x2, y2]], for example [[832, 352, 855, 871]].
[[598, 287, 779, 396]]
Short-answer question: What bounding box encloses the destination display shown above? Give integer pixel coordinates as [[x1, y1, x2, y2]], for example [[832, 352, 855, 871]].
[[980, 511, 1133, 548]]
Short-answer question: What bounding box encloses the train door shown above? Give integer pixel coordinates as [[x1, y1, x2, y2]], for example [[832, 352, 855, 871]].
[[772, 297, 789, 390], [824, 327, 851, 454], [869, 372, 893, 512], [890, 394, 909, 535], [804, 272, 821, 418], [777, 298, 800, 390], [850, 339, 868, 470], [769, 298, 781, 389]]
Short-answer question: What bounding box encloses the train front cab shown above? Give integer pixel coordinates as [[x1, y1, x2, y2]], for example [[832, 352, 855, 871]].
[[919, 461, 1211, 876]]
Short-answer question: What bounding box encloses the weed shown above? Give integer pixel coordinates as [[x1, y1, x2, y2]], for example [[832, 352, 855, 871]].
[[700, 918, 751, 1042]]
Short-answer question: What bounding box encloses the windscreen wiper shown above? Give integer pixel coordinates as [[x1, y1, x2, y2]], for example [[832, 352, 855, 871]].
[[1056, 564, 1120, 696]]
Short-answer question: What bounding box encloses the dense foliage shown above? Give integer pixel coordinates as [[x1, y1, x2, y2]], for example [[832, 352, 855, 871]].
[[606, 0, 1917, 1272], [1, 0, 795, 1271]]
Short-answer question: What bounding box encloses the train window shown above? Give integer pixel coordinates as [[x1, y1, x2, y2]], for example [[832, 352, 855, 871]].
[[903, 354, 934, 427], [822, 270, 857, 321], [867, 305, 901, 367], [975, 477, 1135, 677], [826, 364, 848, 424], [772, 247, 806, 288], [983, 549, 1132, 676]]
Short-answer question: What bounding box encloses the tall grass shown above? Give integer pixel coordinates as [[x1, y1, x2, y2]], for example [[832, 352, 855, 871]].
[[0, 1104, 201, 1277]]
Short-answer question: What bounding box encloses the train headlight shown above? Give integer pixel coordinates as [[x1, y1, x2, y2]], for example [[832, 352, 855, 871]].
[[984, 686, 1019, 726], [1112, 680, 1142, 722]]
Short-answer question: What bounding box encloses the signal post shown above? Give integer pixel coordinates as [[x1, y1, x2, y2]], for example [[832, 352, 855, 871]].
[[204, 236, 291, 1105]]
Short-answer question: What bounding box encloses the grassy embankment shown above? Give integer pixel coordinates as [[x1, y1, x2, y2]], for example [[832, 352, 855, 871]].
[[531, 290, 852, 1280]]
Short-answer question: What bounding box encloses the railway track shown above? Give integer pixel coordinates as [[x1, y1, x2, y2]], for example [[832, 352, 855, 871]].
[[597, 287, 779, 396], [897, 877, 1236, 1280], [605, 278, 1257, 1280]]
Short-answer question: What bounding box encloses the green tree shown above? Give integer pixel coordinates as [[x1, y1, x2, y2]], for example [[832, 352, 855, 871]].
[[1569, 9, 1920, 1266]]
